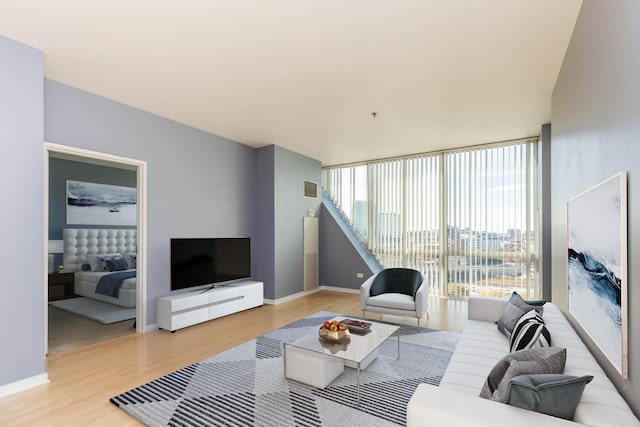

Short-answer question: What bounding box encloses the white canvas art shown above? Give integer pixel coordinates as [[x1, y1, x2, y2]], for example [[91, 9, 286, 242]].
[[67, 180, 137, 226], [567, 172, 627, 378]]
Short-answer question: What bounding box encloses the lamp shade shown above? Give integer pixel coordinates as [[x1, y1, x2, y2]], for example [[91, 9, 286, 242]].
[[48, 240, 64, 254]]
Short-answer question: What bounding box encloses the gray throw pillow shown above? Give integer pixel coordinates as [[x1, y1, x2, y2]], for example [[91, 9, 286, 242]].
[[496, 292, 545, 337], [479, 347, 566, 400], [500, 374, 593, 420]]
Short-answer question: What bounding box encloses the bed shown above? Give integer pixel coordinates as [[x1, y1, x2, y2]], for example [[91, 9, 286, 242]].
[[63, 228, 137, 308]]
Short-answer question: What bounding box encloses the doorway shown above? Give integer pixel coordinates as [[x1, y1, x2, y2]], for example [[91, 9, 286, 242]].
[[44, 142, 147, 355]]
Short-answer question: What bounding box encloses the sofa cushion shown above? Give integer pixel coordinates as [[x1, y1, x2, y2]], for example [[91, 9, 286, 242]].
[[479, 347, 566, 401], [510, 309, 551, 352], [500, 374, 593, 420], [439, 320, 509, 396], [367, 293, 416, 311], [496, 292, 544, 337]]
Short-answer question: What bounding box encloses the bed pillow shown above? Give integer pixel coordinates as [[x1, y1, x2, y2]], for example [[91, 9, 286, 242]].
[[500, 374, 593, 420], [496, 292, 545, 338], [86, 253, 120, 271], [479, 347, 566, 401], [104, 255, 127, 272], [123, 253, 137, 269], [86, 254, 126, 272], [510, 309, 551, 352]]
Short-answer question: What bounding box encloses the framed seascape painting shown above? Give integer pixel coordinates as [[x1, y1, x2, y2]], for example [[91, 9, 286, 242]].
[[567, 172, 627, 378], [66, 180, 137, 226]]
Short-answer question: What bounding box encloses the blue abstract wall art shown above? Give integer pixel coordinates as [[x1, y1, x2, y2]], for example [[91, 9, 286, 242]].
[[567, 172, 627, 378], [66, 180, 137, 226]]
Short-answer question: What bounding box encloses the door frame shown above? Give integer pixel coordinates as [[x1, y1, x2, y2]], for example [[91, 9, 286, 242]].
[[44, 142, 148, 354]]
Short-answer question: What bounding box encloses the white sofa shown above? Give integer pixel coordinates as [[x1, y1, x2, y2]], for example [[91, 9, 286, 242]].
[[407, 296, 640, 427]]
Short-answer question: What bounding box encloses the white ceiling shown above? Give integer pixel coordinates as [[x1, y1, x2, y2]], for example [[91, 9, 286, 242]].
[[1, 0, 582, 166]]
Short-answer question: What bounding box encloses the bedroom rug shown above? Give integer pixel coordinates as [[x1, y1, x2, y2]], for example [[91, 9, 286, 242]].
[[49, 297, 136, 324], [110, 311, 460, 426]]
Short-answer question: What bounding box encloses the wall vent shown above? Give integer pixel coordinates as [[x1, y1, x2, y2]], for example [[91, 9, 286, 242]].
[[304, 180, 318, 198]]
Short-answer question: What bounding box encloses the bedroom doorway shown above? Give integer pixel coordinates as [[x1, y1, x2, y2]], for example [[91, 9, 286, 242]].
[[44, 142, 147, 355]]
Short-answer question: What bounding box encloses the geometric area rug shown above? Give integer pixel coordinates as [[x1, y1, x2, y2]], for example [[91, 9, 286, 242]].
[[110, 311, 460, 426]]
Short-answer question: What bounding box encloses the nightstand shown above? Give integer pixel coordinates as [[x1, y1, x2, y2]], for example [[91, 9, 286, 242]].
[[48, 272, 75, 301]]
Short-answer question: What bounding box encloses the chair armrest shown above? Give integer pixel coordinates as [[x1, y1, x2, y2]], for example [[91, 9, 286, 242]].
[[415, 279, 429, 317], [407, 384, 579, 427], [360, 273, 378, 310], [468, 296, 508, 322]]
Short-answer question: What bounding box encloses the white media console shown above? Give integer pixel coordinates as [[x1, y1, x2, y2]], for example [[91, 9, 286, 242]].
[[157, 280, 264, 332]]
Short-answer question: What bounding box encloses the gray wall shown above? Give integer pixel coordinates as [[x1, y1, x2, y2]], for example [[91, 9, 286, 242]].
[[273, 146, 322, 299], [0, 36, 45, 386], [254, 145, 322, 300], [45, 80, 256, 327], [551, 0, 640, 414], [319, 203, 375, 289], [539, 124, 552, 300], [253, 146, 275, 298]]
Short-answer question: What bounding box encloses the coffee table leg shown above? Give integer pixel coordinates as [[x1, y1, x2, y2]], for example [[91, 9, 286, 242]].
[[283, 344, 287, 378], [356, 361, 361, 406]]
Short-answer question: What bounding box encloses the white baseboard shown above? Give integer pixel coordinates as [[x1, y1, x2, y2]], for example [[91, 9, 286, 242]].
[[264, 288, 320, 305], [318, 285, 360, 294], [143, 323, 158, 333], [263, 285, 360, 305], [0, 373, 49, 398]]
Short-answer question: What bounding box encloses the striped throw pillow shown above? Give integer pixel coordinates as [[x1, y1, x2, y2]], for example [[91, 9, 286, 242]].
[[510, 309, 551, 352]]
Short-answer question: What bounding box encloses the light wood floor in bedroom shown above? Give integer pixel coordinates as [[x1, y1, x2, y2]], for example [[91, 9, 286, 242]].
[[0, 290, 466, 426], [48, 305, 136, 355]]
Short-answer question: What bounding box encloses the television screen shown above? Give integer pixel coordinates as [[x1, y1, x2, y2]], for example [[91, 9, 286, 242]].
[[170, 238, 250, 291]]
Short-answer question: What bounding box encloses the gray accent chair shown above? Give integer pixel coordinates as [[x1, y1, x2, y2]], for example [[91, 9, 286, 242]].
[[360, 268, 429, 328]]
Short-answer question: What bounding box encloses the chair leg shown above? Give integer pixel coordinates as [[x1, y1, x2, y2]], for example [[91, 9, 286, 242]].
[[417, 317, 420, 331], [362, 310, 366, 319]]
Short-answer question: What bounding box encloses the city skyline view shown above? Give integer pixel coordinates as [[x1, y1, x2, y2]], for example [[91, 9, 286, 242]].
[[324, 140, 539, 299]]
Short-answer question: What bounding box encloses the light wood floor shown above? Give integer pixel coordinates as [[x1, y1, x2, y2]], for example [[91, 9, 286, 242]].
[[0, 291, 466, 426], [48, 305, 136, 356]]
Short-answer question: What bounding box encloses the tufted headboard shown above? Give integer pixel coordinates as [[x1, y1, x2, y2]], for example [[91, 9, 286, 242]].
[[63, 228, 137, 272]]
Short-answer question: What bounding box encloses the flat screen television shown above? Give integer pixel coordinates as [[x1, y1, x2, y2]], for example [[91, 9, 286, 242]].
[[170, 237, 251, 291]]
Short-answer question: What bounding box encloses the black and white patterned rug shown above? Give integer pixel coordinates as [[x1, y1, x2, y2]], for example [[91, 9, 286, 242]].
[[111, 311, 460, 426]]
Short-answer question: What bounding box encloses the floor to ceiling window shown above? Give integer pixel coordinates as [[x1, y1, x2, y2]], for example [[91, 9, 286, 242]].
[[323, 138, 540, 299]]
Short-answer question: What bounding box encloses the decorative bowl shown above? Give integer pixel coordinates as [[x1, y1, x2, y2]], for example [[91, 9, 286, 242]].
[[319, 326, 351, 342]]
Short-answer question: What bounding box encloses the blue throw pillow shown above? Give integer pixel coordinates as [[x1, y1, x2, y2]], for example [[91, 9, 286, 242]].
[[95, 254, 127, 272], [500, 374, 593, 420], [105, 257, 127, 272]]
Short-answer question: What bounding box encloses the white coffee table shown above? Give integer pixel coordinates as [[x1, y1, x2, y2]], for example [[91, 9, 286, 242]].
[[283, 317, 400, 406]]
